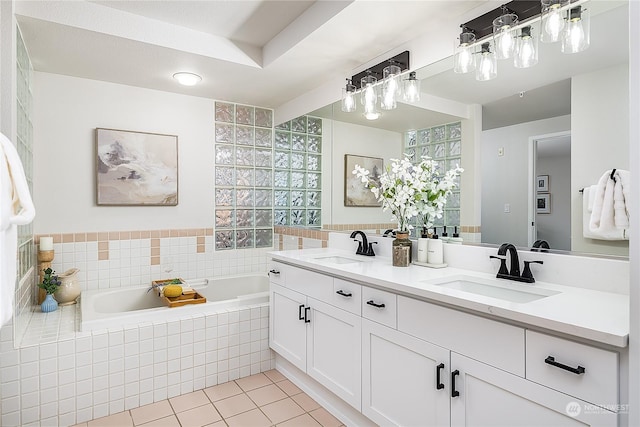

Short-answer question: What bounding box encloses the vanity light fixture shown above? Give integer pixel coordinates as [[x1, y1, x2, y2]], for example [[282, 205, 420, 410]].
[[342, 79, 357, 112], [361, 71, 380, 120], [541, 0, 568, 42], [381, 62, 402, 110], [476, 42, 498, 81], [561, 5, 590, 54], [172, 72, 202, 86], [514, 25, 538, 68], [493, 8, 519, 60], [402, 71, 421, 102], [454, 27, 476, 74]]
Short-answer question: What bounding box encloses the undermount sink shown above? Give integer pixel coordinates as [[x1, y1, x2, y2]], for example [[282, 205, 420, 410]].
[[430, 278, 560, 303], [311, 255, 365, 264]]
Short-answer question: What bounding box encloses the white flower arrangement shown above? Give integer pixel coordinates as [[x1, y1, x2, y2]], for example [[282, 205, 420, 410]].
[[353, 156, 463, 232]]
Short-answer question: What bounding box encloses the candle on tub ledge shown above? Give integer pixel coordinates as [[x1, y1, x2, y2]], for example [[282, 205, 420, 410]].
[[39, 236, 53, 251]]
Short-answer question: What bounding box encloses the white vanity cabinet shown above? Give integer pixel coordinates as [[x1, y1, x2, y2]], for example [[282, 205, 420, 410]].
[[269, 263, 362, 410]]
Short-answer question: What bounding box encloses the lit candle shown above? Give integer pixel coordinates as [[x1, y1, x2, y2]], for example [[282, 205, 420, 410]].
[[39, 236, 53, 251]]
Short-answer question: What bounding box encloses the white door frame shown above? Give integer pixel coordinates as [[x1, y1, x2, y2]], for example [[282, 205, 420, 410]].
[[527, 131, 571, 247]]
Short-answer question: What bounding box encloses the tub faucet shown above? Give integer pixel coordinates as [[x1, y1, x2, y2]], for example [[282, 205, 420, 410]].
[[350, 230, 376, 256], [490, 243, 543, 283]]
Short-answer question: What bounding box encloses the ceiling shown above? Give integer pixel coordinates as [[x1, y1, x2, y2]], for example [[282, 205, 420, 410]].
[[15, 0, 486, 109]]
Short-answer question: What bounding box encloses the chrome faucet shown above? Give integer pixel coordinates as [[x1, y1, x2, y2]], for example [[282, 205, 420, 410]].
[[490, 243, 543, 283], [350, 230, 376, 256]]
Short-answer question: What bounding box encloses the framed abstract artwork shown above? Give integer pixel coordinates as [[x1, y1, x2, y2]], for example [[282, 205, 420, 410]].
[[344, 154, 383, 207]]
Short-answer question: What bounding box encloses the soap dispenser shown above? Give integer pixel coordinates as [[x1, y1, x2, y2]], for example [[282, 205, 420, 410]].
[[449, 226, 463, 244], [427, 228, 444, 265], [417, 229, 430, 263], [441, 226, 450, 243]]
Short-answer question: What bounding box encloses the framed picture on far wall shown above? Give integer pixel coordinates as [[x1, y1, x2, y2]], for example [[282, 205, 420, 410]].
[[537, 174, 549, 192], [344, 154, 383, 207], [537, 193, 551, 214], [96, 128, 178, 206]]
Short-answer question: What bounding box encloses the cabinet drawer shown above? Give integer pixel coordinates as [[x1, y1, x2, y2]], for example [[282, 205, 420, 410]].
[[332, 279, 362, 315], [362, 287, 397, 328], [398, 296, 525, 376], [268, 261, 285, 285], [285, 265, 333, 302], [526, 331, 619, 406]]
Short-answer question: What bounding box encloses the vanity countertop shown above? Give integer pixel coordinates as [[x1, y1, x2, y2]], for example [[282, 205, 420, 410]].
[[270, 248, 629, 348]]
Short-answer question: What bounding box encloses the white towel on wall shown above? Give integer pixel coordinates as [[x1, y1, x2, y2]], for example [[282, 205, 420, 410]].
[[0, 132, 36, 330], [586, 169, 629, 240]]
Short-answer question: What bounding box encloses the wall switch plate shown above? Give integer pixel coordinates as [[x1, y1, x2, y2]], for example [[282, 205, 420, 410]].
[[498, 147, 504, 156], [504, 203, 510, 213]]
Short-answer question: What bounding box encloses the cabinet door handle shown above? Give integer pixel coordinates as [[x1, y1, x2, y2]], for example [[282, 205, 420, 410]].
[[366, 300, 385, 309], [336, 290, 352, 298], [451, 370, 460, 397], [545, 356, 585, 375], [304, 307, 311, 323], [436, 363, 445, 390], [298, 304, 305, 321], [269, 269, 280, 275]]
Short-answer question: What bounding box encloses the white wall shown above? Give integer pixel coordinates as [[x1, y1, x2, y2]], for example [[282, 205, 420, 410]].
[[330, 120, 402, 225], [33, 72, 214, 233], [571, 64, 629, 256], [481, 115, 571, 247]]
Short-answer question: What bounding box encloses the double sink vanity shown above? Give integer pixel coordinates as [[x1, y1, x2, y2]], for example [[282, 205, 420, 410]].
[[268, 235, 628, 426]]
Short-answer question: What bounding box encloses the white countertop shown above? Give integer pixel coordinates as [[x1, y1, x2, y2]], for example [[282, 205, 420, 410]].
[[270, 248, 629, 348]]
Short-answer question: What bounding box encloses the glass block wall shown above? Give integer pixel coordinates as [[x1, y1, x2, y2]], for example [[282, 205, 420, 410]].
[[214, 102, 274, 250], [273, 116, 322, 227], [16, 28, 35, 286], [405, 122, 462, 237]]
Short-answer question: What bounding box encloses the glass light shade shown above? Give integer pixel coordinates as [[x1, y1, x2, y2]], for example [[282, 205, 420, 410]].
[[361, 74, 380, 120], [541, 0, 569, 43], [402, 71, 421, 103], [476, 42, 497, 81], [172, 72, 202, 86], [341, 80, 357, 112], [381, 64, 401, 110], [561, 5, 590, 54], [514, 26, 538, 68], [454, 31, 476, 74], [493, 13, 519, 60]]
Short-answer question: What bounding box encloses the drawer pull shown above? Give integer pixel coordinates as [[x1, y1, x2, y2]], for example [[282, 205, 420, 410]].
[[336, 290, 353, 298], [298, 304, 305, 321], [304, 307, 311, 323], [269, 269, 280, 276], [545, 356, 586, 375], [436, 363, 445, 390], [451, 370, 460, 397], [366, 300, 386, 309]]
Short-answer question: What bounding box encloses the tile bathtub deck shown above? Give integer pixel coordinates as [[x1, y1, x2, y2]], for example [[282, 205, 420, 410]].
[[73, 370, 345, 427]]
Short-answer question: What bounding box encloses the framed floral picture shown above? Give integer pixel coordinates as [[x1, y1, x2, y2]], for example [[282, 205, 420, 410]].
[[96, 128, 178, 205], [344, 154, 383, 207]]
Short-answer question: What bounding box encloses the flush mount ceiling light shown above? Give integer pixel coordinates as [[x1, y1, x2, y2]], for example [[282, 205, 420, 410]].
[[172, 72, 202, 86], [340, 51, 417, 120], [455, 0, 590, 81]]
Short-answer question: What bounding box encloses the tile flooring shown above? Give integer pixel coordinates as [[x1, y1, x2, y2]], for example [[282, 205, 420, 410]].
[[72, 370, 345, 427]]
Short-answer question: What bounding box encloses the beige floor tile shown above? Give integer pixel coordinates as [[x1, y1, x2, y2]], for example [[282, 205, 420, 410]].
[[88, 411, 134, 427], [291, 393, 321, 412], [260, 397, 305, 424], [70, 424, 89, 427], [308, 408, 342, 427], [176, 403, 222, 427], [214, 393, 258, 419], [169, 390, 211, 413], [277, 413, 322, 427], [275, 379, 302, 396], [203, 421, 228, 427], [131, 400, 175, 426], [263, 369, 287, 383], [246, 383, 287, 407], [225, 408, 272, 427], [204, 381, 244, 402], [138, 415, 181, 427], [235, 373, 273, 392]]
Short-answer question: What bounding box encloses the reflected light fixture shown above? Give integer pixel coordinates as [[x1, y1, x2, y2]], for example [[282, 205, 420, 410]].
[[514, 25, 538, 68], [493, 9, 519, 60], [381, 62, 402, 110], [541, 0, 568, 42], [402, 72, 421, 102], [361, 71, 380, 120], [476, 42, 497, 81], [342, 79, 357, 112], [561, 5, 590, 54], [454, 27, 476, 74], [172, 72, 202, 86]]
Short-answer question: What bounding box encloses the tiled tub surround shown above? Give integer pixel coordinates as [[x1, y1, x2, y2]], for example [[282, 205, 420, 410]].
[[0, 305, 276, 427]]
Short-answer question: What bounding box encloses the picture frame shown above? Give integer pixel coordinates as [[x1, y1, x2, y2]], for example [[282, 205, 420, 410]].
[[537, 193, 551, 214], [344, 154, 383, 207], [536, 174, 549, 192], [96, 128, 178, 206]]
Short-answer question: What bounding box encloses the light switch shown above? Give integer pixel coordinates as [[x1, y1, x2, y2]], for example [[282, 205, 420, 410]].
[[504, 203, 510, 213], [498, 147, 504, 156]]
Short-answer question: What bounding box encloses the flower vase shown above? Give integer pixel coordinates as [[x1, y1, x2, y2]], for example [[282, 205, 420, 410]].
[[392, 231, 412, 267], [41, 294, 58, 313], [54, 268, 81, 305]]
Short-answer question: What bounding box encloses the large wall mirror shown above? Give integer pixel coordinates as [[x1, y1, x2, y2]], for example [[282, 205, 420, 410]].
[[279, 0, 629, 258]]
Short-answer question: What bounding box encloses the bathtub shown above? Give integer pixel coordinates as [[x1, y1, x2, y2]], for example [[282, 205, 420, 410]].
[[80, 274, 269, 331]]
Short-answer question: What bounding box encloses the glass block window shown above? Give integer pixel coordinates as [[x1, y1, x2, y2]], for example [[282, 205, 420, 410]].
[[214, 102, 274, 249], [274, 116, 322, 228], [405, 122, 462, 237], [16, 28, 34, 282]]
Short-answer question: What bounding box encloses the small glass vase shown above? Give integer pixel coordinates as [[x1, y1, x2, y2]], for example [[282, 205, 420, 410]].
[[392, 231, 412, 267], [41, 293, 58, 313]]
